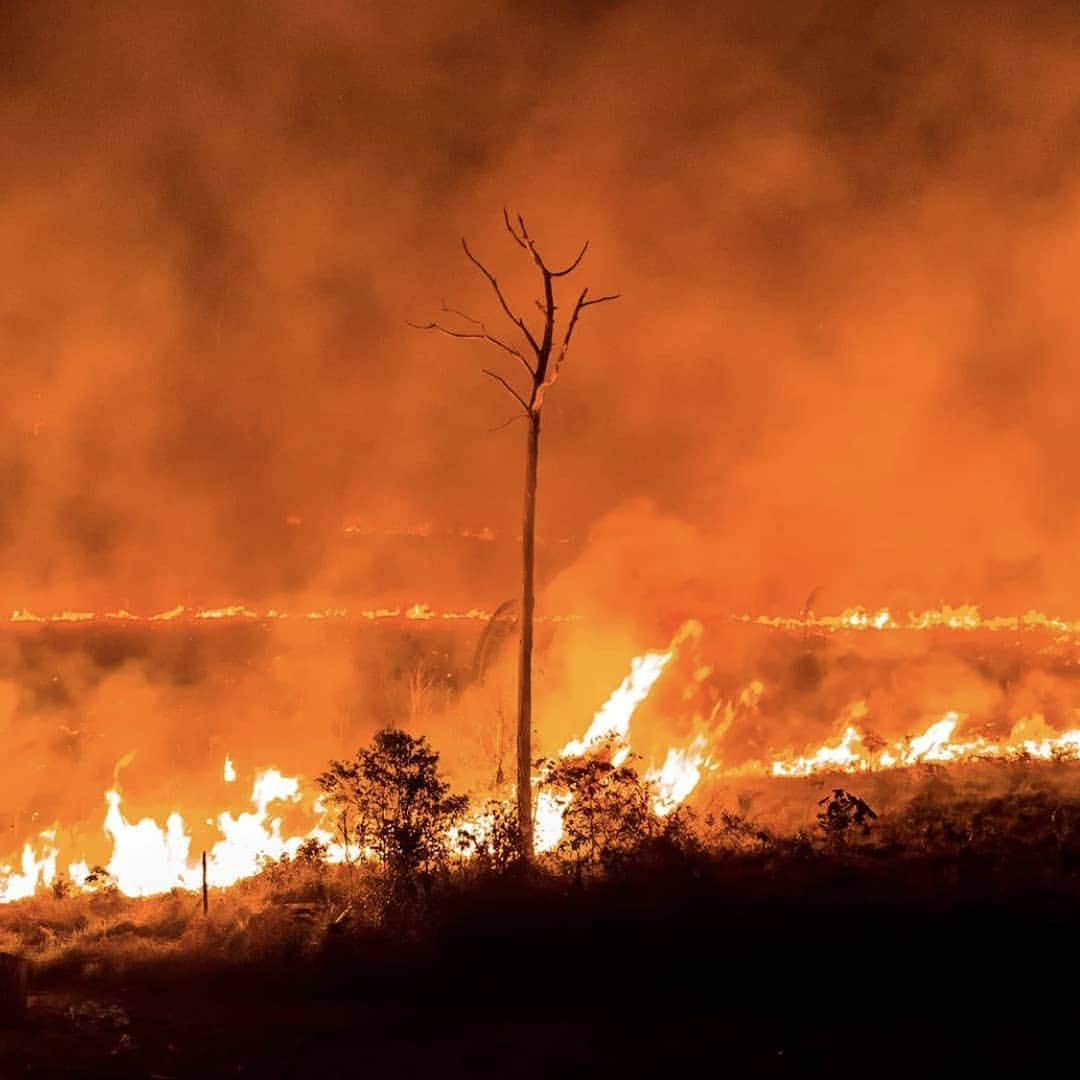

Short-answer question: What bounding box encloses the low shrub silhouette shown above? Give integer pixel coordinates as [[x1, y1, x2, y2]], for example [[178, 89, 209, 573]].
[[816, 789, 878, 844], [536, 747, 663, 878], [316, 728, 468, 920]]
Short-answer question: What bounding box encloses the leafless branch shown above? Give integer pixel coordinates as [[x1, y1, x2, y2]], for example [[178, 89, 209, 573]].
[[557, 288, 621, 367], [440, 303, 536, 376], [559, 291, 588, 362], [482, 368, 530, 413], [506, 211, 549, 274], [502, 207, 528, 249], [407, 318, 530, 370], [415, 217, 617, 421], [550, 241, 589, 277], [461, 238, 540, 354], [440, 301, 482, 327], [488, 413, 529, 433]]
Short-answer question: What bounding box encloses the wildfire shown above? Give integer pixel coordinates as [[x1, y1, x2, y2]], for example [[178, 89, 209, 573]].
[[0, 763, 349, 903], [10, 603, 1080, 904], [770, 709, 1080, 778], [0, 622, 702, 902], [559, 650, 676, 764], [646, 734, 710, 816], [737, 602, 1080, 637], [0, 834, 58, 903], [5, 603, 579, 626], [11, 599, 1080, 634], [534, 639, 677, 851], [8, 604, 492, 625], [536, 618, 709, 846]]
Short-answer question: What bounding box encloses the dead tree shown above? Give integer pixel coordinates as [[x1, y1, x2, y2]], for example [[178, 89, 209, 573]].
[[412, 211, 618, 859]]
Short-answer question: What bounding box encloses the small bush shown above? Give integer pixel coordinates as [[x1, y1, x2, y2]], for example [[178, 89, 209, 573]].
[[816, 789, 878, 844], [536, 748, 664, 877]]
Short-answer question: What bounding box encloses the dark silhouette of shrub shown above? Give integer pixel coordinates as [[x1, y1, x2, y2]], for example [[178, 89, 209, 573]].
[[816, 789, 877, 844], [536, 748, 662, 877], [456, 798, 524, 876], [316, 729, 468, 917]]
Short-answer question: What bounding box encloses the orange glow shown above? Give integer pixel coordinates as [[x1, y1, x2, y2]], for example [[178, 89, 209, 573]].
[[98, 765, 345, 897], [0, 833, 58, 903], [559, 649, 675, 764], [737, 603, 1080, 636], [770, 709, 1080, 778], [9, 606, 1080, 903], [533, 620, 703, 850], [646, 734, 710, 816], [12, 600, 1080, 632], [3, 603, 582, 626]]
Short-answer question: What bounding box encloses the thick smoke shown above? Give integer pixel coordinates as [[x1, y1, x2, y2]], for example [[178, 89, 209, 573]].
[[2, 0, 1080, 612], [4, 0, 1080, 859]]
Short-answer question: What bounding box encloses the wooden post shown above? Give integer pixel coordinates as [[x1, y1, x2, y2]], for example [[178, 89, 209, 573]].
[[202, 851, 208, 915]]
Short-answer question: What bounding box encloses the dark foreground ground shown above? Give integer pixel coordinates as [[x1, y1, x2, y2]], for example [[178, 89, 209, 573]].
[[1, 856, 1076, 1079]]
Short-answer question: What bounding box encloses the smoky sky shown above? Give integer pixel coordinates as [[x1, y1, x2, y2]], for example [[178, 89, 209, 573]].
[[3, 0, 1080, 616]]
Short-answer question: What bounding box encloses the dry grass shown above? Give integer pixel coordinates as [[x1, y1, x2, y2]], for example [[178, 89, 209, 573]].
[[5, 758, 1080, 991], [0, 857, 360, 990]]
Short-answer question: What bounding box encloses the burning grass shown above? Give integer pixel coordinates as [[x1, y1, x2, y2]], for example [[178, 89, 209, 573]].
[[5, 754, 1080, 967], [10, 610, 1080, 905]]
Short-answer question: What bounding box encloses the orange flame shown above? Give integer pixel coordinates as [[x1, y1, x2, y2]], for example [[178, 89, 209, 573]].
[[737, 603, 1080, 636], [0, 833, 58, 903], [770, 708, 1080, 778], [11, 604, 1080, 904], [5, 603, 576, 626], [646, 734, 710, 816]]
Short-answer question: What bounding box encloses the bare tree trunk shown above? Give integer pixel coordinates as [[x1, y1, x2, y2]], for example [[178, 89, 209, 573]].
[[412, 210, 618, 865], [517, 411, 540, 860]]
